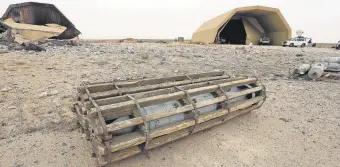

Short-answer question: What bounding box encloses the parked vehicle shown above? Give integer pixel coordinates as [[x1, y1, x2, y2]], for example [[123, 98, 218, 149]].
[[282, 36, 316, 47], [259, 36, 270, 45]]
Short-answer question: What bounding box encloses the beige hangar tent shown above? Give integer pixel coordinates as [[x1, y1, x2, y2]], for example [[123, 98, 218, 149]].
[[192, 6, 291, 45]]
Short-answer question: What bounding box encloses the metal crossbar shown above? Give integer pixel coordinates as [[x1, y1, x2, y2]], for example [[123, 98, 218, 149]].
[[174, 86, 199, 134]]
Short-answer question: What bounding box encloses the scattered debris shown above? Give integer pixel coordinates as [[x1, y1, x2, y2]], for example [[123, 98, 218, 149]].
[[22, 42, 46, 52], [249, 42, 254, 49], [38, 92, 48, 98], [38, 40, 81, 47], [49, 90, 59, 96], [279, 118, 290, 122], [2, 2, 80, 39], [291, 57, 340, 81], [295, 53, 304, 57], [308, 63, 325, 80]]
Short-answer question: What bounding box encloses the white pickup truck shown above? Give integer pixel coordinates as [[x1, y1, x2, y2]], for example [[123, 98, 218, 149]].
[[282, 36, 315, 47]]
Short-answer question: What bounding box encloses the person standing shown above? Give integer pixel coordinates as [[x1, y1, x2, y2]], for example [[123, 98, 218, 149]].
[[307, 38, 312, 48]]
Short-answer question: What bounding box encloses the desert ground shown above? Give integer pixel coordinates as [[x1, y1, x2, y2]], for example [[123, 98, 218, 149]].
[[0, 43, 340, 167]]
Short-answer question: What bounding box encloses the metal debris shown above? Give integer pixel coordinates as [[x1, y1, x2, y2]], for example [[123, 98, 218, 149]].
[[291, 57, 340, 81]]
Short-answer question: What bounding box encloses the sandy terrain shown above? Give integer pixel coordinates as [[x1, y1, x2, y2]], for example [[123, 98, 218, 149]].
[[0, 43, 340, 167]]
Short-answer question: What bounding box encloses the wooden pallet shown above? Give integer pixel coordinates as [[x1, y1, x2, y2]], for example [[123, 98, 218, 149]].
[[73, 72, 266, 166]]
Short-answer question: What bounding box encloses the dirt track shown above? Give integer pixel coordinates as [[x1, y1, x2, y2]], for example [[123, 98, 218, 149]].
[[1, 43, 340, 167]]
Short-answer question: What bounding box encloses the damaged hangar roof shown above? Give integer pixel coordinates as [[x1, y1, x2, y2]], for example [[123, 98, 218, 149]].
[[2, 2, 81, 39]]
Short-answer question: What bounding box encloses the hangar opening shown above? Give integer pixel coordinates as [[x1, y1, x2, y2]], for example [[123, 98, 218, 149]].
[[192, 6, 292, 46], [218, 18, 246, 44]]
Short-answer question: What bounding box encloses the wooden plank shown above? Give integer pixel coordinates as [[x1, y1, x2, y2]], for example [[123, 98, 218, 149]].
[[84, 77, 246, 109], [109, 132, 145, 153], [99, 105, 193, 135], [74, 105, 86, 127], [229, 96, 263, 112], [149, 120, 195, 139], [196, 96, 226, 108], [83, 75, 231, 100], [223, 103, 260, 122], [97, 146, 142, 166], [93, 91, 184, 118], [89, 107, 132, 120], [186, 78, 257, 96], [228, 86, 263, 99], [104, 117, 144, 134], [85, 95, 131, 109], [116, 71, 224, 87], [194, 116, 223, 133], [147, 127, 192, 150], [77, 71, 224, 93], [145, 105, 194, 121], [198, 108, 228, 123], [89, 78, 257, 118]]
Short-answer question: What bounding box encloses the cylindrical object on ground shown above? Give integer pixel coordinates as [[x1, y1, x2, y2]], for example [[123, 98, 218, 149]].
[[298, 64, 311, 75], [321, 57, 340, 63], [308, 63, 325, 79], [191, 93, 218, 114], [325, 63, 340, 70], [110, 88, 253, 134], [142, 100, 186, 130], [109, 116, 136, 135]]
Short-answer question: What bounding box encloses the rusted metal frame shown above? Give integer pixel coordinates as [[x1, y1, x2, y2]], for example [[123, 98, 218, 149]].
[[208, 81, 231, 122], [126, 94, 150, 156], [174, 86, 199, 134], [185, 74, 194, 83], [114, 83, 123, 96]]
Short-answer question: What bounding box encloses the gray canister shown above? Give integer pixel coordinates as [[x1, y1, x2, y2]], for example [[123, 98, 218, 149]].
[[308, 63, 325, 79], [321, 57, 340, 63], [142, 100, 186, 130]]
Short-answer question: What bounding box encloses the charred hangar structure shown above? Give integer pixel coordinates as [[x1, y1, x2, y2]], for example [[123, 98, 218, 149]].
[[192, 6, 291, 46], [1, 2, 80, 39]]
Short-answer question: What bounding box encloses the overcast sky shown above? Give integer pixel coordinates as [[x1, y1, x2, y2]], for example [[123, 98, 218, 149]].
[[0, 0, 338, 43]]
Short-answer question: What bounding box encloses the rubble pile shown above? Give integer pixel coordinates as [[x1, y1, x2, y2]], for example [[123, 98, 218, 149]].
[[291, 57, 340, 81], [0, 2, 81, 52]]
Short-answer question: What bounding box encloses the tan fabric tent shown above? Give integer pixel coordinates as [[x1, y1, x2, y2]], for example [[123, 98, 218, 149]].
[[192, 6, 291, 45]]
